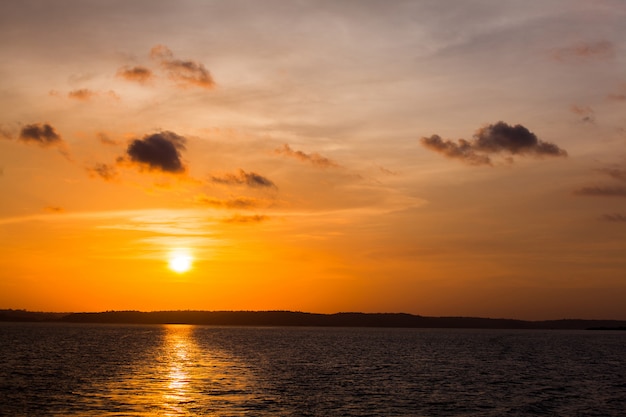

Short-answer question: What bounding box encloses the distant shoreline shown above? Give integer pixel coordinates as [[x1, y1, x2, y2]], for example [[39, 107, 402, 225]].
[[2, 309, 626, 330]]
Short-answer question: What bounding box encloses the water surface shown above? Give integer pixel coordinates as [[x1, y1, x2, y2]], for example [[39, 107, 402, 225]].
[[1, 323, 625, 416]]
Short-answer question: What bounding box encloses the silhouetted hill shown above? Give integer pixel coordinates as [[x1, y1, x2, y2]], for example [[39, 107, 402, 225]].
[[2, 309, 626, 329]]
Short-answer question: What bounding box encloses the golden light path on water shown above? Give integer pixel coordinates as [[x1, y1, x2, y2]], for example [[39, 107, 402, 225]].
[[158, 325, 255, 416], [94, 325, 261, 416]]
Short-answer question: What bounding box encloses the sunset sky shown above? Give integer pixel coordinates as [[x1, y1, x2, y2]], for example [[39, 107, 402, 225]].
[[1, 0, 625, 320]]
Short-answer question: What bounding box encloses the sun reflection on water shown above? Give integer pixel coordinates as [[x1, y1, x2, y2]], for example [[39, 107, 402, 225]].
[[161, 325, 195, 416]]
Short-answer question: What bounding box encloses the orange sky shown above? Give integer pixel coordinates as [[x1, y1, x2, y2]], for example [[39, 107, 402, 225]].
[[1, 0, 626, 320]]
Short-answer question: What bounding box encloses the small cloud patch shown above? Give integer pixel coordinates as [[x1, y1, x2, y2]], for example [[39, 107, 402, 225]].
[[117, 66, 154, 84], [210, 169, 276, 188], [222, 214, 270, 224], [150, 45, 215, 89], [275, 144, 339, 168], [19, 123, 62, 146]]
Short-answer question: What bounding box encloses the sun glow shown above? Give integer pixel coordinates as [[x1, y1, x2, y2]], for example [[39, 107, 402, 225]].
[[168, 250, 193, 273]]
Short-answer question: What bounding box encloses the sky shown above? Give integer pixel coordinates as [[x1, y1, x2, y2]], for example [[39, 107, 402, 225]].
[[1, 0, 625, 320]]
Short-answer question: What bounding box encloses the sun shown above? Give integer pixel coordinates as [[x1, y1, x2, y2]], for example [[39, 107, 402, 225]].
[[168, 251, 193, 273]]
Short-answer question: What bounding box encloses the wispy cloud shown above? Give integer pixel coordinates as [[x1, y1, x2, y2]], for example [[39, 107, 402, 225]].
[[222, 214, 270, 224], [551, 40, 615, 62], [210, 169, 276, 188], [275, 144, 339, 168], [87, 163, 119, 181], [97, 132, 119, 146], [150, 45, 215, 90], [194, 194, 266, 210], [575, 166, 626, 198], [570, 105, 595, 124], [43, 206, 64, 213], [574, 186, 626, 197], [65, 89, 119, 102], [420, 121, 567, 166], [601, 213, 626, 222]]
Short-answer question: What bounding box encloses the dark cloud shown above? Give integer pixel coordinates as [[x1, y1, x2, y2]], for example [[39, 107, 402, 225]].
[[88, 163, 118, 181], [194, 195, 263, 210], [210, 169, 276, 188], [420, 122, 567, 166], [150, 45, 215, 89], [420, 135, 491, 165], [122, 131, 186, 173], [574, 186, 626, 197], [19, 123, 62, 146], [222, 214, 270, 224], [275, 144, 339, 168], [570, 105, 595, 124], [552, 40, 615, 62], [601, 213, 626, 222], [117, 66, 154, 84]]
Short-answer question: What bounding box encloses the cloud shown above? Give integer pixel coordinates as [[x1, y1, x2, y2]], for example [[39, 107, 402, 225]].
[[0, 125, 12, 140], [574, 186, 626, 197], [150, 45, 215, 89], [607, 84, 626, 102], [601, 213, 626, 223], [88, 163, 119, 181], [275, 144, 339, 168], [44, 206, 64, 213], [97, 132, 119, 146], [222, 214, 270, 224], [121, 131, 186, 173], [68, 89, 97, 101], [59, 89, 119, 102], [575, 166, 626, 198], [551, 40, 615, 62], [19, 123, 63, 146], [570, 105, 595, 124], [420, 121, 567, 166], [210, 169, 276, 188], [194, 195, 264, 210], [597, 168, 626, 182], [117, 66, 154, 84]]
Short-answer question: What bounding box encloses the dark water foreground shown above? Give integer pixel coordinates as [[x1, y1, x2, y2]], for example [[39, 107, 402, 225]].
[[1, 323, 625, 416]]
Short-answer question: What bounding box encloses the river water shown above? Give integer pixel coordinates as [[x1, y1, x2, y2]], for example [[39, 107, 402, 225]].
[[1, 323, 625, 416]]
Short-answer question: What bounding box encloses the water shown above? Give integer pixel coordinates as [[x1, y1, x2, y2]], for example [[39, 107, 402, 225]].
[[1, 323, 625, 416]]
